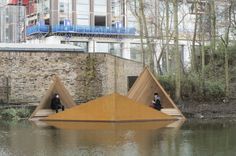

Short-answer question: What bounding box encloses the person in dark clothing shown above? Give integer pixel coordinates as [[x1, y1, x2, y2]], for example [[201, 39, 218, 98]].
[[51, 93, 65, 113], [152, 93, 162, 111]]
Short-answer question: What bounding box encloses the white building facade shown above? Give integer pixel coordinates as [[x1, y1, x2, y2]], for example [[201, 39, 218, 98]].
[[25, 0, 141, 60], [25, 0, 233, 69]]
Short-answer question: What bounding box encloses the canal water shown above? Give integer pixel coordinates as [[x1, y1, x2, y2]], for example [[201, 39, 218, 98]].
[[0, 119, 236, 156]]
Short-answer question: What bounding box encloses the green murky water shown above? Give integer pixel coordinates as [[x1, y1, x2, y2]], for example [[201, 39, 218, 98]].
[[0, 119, 236, 156]]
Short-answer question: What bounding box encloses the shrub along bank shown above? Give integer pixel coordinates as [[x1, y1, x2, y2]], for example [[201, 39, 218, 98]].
[[159, 72, 225, 102], [0, 108, 31, 120], [159, 43, 236, 102]]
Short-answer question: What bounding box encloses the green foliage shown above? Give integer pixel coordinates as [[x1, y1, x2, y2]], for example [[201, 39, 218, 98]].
[[181, 72, 201, 98], [159, 71, 225, 101], [0, 108, 18, 120], [204, 80, 225, 98], [0, 108, 31, 120], [16, 108, 31, 119], [179, 42, 236, 101], [158, 75, 174, 92], [158, 75, 175, 99]]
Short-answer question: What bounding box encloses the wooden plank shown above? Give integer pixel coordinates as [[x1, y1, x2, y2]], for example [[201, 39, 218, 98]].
[[34, 109, 55, 117], [161, 108, 181, 116]]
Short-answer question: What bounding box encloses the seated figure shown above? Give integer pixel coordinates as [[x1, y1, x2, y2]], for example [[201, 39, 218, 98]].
[[51, 93, 65, 113], [151, 93, 162, 111]]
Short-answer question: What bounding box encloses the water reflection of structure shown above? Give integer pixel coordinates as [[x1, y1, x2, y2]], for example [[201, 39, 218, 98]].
[[4, 120, 236, 156], [29, 120, 185, 156], [44, 121, 180, 130]]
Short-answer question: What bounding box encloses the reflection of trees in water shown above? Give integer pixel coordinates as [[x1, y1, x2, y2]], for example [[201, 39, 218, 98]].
[[4, 119, 236, 156], [151, 119, 236, 156]]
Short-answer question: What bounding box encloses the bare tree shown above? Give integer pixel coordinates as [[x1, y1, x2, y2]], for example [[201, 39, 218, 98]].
[[173, 0, 181, 102], [191, 0, 199, 72], [220, 0, 233, 98]]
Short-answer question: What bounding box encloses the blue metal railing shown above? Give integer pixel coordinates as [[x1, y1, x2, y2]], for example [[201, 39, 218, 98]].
[[51, 25, 136, 35], [26, 25, 49, 36], [26, 24, 136, 36]]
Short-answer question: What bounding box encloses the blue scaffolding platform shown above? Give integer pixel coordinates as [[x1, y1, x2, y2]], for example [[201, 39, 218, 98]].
[[26, 25, 49, 36], [26, 25, 136, 37]]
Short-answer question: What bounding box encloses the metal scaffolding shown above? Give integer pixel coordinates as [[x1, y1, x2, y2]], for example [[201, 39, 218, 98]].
[[0, 0, 26, 43]]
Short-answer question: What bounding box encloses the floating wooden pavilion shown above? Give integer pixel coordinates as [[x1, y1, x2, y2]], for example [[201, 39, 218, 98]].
[[42, 93, 175, 122]]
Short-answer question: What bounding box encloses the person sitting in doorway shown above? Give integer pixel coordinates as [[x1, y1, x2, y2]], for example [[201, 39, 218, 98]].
[[152, 93, 162, 111], [51, 93, 65, 113]]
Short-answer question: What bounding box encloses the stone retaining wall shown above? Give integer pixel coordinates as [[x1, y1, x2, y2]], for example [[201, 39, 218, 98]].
[[0, 51, 143, 104]]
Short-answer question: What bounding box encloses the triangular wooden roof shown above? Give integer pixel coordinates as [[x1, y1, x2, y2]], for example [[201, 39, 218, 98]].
[[127, 67, 185, 119], [30, 75, 76, 119], [42, 93, 175, 122]]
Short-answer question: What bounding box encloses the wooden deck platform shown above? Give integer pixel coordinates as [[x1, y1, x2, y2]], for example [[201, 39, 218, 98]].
[[34, 109, 56, 117], [161, 108, 183, 119]]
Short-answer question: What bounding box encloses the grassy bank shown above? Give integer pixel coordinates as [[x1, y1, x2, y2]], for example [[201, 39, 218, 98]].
[[0, 108, 31, 120]]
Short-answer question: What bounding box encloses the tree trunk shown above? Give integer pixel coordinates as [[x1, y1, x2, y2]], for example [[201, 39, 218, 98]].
[[223, 1, 232, 98], [133, 0, 146, 68], [210, 0, 216, 52], [165, 0, 170, 73], [139, 0, 155, 71], [191, 0, 198, 72], [225, 46, 229, 98], [209, 0, 216, 73], [173, 0, 181, 102], [200, 14, 205, 96]]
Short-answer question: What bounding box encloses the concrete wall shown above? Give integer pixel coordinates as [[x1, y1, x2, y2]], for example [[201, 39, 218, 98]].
[[0, 51, 143, 104]]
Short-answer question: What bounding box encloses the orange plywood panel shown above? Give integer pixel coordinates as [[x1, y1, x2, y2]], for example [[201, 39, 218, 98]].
[[128, 67, 185, 119], [42, 93, 175, 122], [30, 75, 76, 119]]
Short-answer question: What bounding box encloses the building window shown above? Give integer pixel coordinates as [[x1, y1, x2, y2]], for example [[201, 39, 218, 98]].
[[94, 0, 107, 15], [76, 0, 90, 25], [96, 42, 109, 53], [60, 3, 64, 12], [130, 43, 142, 62], [59, 0, 72, 22], [110, 43, 122, 57], [75, 42, 88, 52], [111, 0, 125, 26], [96, 42, 122, 55], [61, 41, 88, 52], [95, 16, 106, 26], [59, 20, 64, 25]]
